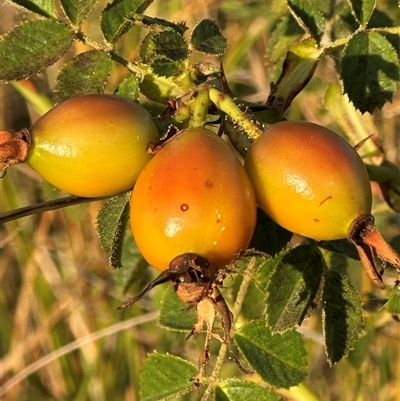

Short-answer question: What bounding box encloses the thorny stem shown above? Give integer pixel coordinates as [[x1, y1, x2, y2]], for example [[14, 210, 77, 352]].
[[200, 258, 257, 401], [208, 88, 264, 140]]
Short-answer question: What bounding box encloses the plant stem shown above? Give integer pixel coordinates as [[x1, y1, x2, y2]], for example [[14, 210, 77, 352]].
[[0, 195, 108, 224], [189, 88, 210, 128], [208, 88, 263, 140], [200, 258, 257, 401]]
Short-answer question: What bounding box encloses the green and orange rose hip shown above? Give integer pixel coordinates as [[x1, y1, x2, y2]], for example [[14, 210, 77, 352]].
[[1, 94, 159, 197], [245, 121, 400, 288], [130, 127, 257, 272]]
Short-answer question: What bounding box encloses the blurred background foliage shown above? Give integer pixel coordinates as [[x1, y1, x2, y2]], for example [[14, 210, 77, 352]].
[[0, 0, 399, 400]]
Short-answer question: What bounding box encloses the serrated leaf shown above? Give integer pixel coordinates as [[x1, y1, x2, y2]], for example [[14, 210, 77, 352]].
[[54, 50, 111, 102], [341, 31, 400, 114], [159, 285, 197, 331], [265, 245, 324, 333], [215, 379, 280, 401], [250, 208, 292, 256], [139, 29, 189, 78], [0, 20, 74, 81], [101, 0, 154, 43], [96, 192, 131, 269], [288, 0, 325, 43], [348, 0, 376, 27], [191, 19, 228, 56], [266, 37, 322, 115], [60, 0, 98, 26], [115, 74, 140, 102], [10, 0, 57, 18], [235, 320, 307, 388], [254, 253, 287, 294], [140, 353, 197, 401], [322, 270, 363, 365], [140, 29, 189, 64]]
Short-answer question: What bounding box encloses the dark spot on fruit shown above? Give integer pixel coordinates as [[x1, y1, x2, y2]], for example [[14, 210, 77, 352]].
[[319, 195, 332, 206], [313, 218, 320, 222], [181, 204, 189, 211], [205, 180, 213, 188]]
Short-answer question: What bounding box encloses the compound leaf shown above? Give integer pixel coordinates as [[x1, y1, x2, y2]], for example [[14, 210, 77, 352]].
[[140, 353, 197, 401], [101, 0, 154, 43], [322, 270, 364, 365], [215, 379, 280, 401], [9, 0, 57, 18], [265, 245, 324, 333], [235, 320, 307, 388], [54, 50, 111, 102], [0, 20, 74, 81], [288, 0, 325, 43], [96, 192, 131, 269], [341, 31, 400, 114], [60, 0, 98, 26], [190, 18, 228, 56]]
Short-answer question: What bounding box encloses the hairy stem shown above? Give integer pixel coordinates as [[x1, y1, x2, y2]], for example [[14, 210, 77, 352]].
[[209, 88, 263, 140], [189, 88, 211, 129], [200, 258, 257, 401]]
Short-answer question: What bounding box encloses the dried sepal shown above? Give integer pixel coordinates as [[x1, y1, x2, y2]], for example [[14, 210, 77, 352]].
[[0, 129, 31, 172], [349, 214, 400, 289]]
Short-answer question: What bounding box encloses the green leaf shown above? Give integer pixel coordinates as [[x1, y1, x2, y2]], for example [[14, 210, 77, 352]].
[[265, 14, 304, 82], [384, 286, 400, 315], [0, 20, 74, 81], [139, 353, 197, 401], [254, 253, 287, 294], [159, 285, 197, 331], [9, 0, 57, 18], [266, 37, 322, 115], [215, 379, 280, 401], [139, 72, 187, 103], [190, 18, 228, 56], [115, 74, 140, 102], [287, 0, 325, 43], [348, 0, 376, 27], [235, 320, 307, 388], [96, 192, 131, 269], [265, 245, 324, 333], [60, 0, 98, 26], [140, 30, 189, 77], [250, 208, 292, 256], [322, 270, 364, 365], [341, 31, 400, 114], [54, 50, 111, 103], [101, 0, 154, 43]]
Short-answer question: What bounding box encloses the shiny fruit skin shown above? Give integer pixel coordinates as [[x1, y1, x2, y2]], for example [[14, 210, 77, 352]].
[[245, 121, 372, 240], [130, 128, 257, 271], [27, 94, 159, 197]]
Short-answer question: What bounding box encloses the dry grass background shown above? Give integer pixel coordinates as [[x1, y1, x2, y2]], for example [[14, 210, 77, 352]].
[[1, 1, 399, 400]]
